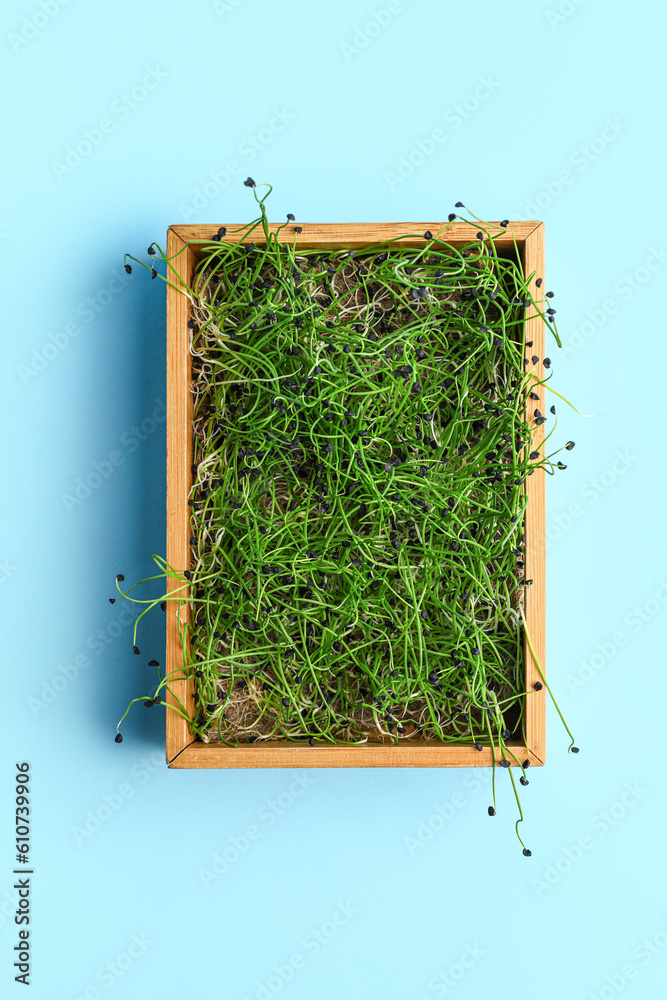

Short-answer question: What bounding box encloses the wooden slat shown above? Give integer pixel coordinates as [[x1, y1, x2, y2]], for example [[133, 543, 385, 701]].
[[169, 221, 541, 254], [165, 221, 547, 767], [169, 742, 543, 770], [165, 229, 197, 764], [522, 224, 546, 764]]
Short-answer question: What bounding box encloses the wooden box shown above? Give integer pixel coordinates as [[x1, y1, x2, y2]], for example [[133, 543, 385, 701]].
[[164, 222, 546, 769]]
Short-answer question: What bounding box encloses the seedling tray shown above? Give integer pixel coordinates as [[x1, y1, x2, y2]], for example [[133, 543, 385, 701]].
[[164, 222, 546, 769]]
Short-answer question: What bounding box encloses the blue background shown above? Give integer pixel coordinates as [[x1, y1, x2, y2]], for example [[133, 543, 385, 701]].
[[2, 1, 666, 997]]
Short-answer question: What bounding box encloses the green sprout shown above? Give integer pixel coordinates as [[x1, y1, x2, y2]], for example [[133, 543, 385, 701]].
[[114, 180, 580, 854]]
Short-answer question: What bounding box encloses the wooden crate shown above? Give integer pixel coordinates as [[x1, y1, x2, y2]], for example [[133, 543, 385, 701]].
[[165, 222, 546, 769]]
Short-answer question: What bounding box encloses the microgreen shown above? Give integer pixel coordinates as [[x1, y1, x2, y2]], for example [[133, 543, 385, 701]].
[[114, 181, 579, 853]]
